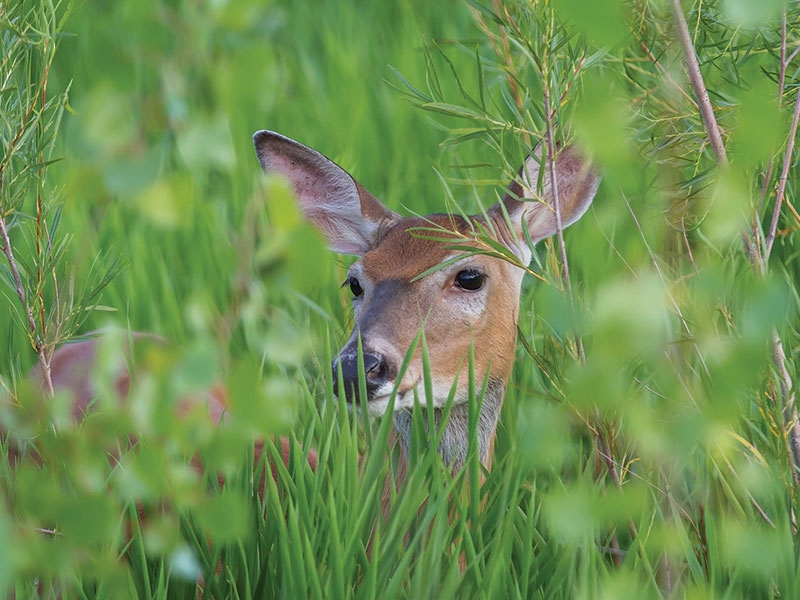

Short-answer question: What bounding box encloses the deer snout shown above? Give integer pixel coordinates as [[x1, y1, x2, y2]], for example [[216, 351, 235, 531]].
[[332, 351, 394, 404]]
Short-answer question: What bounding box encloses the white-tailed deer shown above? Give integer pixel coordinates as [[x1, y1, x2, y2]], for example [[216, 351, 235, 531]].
[[15, 130, 599, 514], [253, 130, 600, 475]]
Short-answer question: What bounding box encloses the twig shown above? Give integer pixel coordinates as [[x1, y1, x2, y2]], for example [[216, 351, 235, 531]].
[[476, 3, 530, 147], [552, 54, 586, 120], [674, 0, 761, 265], [779, 11, 788, 109], [0, 215, 54, 396], [759, 9, 796, 216], [598, 544, 628, 559], [541, 57, 579, 348], [766, 84, 800, 259], [774, 331, 800, 475], [789, 45, 800, 66], [0, 217, 39, 343], [670, 0, 728, 166], [0, 54, 50, 183], [722, 454, 776, 528], [0, 25, 58, 397], [36, 38, 50, 342]]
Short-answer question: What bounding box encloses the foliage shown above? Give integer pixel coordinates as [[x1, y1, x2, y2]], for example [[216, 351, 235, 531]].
[[0, 0, 799, 598]]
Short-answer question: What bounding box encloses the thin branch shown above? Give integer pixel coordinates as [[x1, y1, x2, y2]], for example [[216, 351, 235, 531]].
[[759, 12, 789, 215], [0, 216, 39, 341], [788, 45, 800, 66], [766, 85, 800, 259], [780, 11, 788, 108], [0, 214, 54, 396], [774, 331, 800, 474], [0, 54, 51, 183], [670, 0, 728, 166], [759, 10, 797, 216], [594, 414, 639, 541], [541, 58, 579, 346], [552, 54, 586, 120], [36, 37, 50, 342]]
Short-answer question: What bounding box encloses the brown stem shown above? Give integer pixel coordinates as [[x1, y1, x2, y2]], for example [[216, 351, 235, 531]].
[[759, 164, 774, 215], [759, 9, 793, 216], [766, 85, 800, 259], [36, 38, 49, 341], [774, 330, 800, 475], [542, 67, 586, 362], [551, 54, 586, 120], [594, 417, 639, 541], [0, 217, 38, 339], [541, 58, 578, 322], [779, 11, 787, 108], [0, 61, 50, 182], [670, 0, 728, 166], [0, 215, 54, 396]]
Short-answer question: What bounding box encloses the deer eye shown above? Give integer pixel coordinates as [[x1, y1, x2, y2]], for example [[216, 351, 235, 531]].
[[455, 269, 485, 291], [348, 277, 364, 297]]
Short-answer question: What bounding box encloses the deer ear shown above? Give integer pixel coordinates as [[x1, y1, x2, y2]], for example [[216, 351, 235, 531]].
[[489, 145, 601, 264], [253, 130, 399, 256]]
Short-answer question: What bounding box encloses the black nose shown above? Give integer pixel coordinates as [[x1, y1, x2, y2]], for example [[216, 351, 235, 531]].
[[332, 351, 390, 403]]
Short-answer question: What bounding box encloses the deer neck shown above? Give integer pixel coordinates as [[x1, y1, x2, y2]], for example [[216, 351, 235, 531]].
[[391, 377, 505, 471]]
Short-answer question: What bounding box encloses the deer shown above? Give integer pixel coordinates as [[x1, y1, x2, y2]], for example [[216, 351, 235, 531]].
[[252, 130, 600, 484], [9, 129, 600, 557]]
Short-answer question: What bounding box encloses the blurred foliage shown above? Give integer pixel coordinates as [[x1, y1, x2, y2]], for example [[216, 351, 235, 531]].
[[0, 0, 799, 597]]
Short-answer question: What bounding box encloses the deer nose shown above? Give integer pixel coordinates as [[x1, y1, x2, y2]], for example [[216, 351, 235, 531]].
[[332, 351, 390, 404]]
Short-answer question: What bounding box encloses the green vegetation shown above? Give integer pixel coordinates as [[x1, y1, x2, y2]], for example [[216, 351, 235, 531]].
[[2, 0, 800, 597]]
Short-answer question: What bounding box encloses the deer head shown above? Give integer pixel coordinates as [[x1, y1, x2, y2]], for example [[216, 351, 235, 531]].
[[253, 131, 600, 466]]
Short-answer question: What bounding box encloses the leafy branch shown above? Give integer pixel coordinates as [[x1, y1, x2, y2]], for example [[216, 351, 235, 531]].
[[0, 0, 119, 396]]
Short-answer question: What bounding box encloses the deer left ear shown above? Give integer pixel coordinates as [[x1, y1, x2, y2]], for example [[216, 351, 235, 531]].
[[489, 145, 601, 264], [253, 130, 399, 256]]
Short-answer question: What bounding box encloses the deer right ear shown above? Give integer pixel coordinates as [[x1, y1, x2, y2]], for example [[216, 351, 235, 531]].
[[253, 130, 399, 256], [489, 144, 601, 264]]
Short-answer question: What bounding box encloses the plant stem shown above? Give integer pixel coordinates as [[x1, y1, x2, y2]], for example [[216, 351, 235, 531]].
[[766, 84, 800, 259], [0, 214, 54, 396], [774, 330, 800, 476], [670, 0, 728, 166]]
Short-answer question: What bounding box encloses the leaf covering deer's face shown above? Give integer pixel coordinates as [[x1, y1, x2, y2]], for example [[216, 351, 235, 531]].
[[254, 131, 600, 417]]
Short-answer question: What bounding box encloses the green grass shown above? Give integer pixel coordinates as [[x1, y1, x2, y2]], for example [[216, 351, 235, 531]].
[[2, 0, 800, 598]]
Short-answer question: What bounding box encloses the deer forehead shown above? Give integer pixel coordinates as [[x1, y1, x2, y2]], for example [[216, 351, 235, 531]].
[[360, 214, 479, 282]]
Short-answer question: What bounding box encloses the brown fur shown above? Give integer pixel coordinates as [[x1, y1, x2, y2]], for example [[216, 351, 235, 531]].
[[354, 213, 521, 467], [360, 213, 521, 389], [12, 337, 317, 482]]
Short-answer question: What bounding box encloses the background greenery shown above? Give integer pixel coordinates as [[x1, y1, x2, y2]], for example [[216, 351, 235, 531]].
[[2, 0, 800, 597]]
